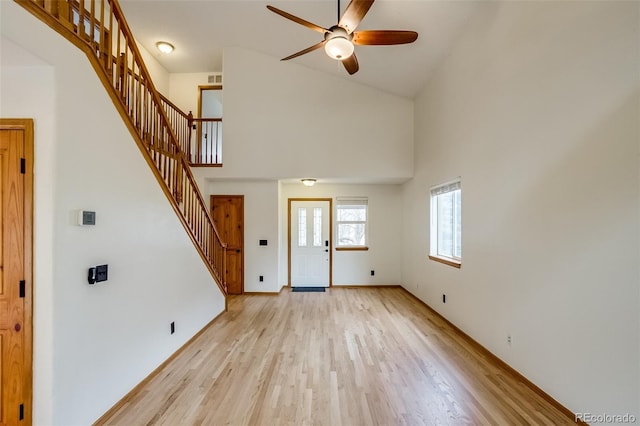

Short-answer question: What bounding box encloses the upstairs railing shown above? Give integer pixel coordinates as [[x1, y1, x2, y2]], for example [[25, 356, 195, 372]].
[[191, 117, 223, 166], [16, 0, 228, 295], [159, 93, 223, 167]]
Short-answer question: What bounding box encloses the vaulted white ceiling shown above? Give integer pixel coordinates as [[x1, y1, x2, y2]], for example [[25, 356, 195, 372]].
[[119, 0, 482, 98]]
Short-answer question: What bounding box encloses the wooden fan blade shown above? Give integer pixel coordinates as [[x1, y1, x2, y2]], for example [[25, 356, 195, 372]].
[[267, 5, 328, 34], [352, 30, 418, 45], [281, 41, 326, 61], [342, 52, 359, 75], [338, 0, 374, 34]]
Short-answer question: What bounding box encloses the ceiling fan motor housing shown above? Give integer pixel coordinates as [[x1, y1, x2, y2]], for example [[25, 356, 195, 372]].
[[326, 26, 352, 40]]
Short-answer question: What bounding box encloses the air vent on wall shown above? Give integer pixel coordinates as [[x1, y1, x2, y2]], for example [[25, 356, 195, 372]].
[[208, 73, 223, 85]]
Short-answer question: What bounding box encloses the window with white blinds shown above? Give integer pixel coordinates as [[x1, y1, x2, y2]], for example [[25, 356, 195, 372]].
[[336, 198, 368, 248], [430, 179, 461, 266]]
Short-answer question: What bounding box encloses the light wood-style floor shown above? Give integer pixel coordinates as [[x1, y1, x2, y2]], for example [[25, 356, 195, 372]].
[[99, 287, 573, 425]]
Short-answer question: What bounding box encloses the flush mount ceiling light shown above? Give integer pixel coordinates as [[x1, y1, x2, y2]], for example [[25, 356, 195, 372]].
[[156, 41, 174, 54], [301, 178, 317, 187]]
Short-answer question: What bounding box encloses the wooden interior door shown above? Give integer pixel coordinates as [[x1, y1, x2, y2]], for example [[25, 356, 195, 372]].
[[0, 120, 33, 424], [211, 195, 244, 295]]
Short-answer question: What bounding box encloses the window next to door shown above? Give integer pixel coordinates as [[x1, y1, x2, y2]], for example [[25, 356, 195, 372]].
[[336, 197, 369, 251], [429, 179, 462, 268]]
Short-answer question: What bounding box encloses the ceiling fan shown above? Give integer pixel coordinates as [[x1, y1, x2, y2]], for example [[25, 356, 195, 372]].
[[266, 0, 418, 75]]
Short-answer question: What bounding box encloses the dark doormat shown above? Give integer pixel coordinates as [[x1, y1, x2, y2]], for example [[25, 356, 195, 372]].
[[291, 287, 326, 292]]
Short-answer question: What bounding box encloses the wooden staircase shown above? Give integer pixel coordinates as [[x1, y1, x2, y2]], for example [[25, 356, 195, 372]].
[[14, 0, 228, 296]]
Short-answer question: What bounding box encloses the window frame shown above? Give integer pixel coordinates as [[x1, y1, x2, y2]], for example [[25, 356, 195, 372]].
[[429, 179, 462, 268], [335, 197, 369, 251]]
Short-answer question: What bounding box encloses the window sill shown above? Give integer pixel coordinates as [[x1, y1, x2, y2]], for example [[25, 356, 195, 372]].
[[429, 255, 461, 269], [336, 247, 369, 251]]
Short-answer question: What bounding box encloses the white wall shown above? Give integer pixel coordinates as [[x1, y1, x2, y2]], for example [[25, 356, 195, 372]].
[[169, 72, 212, 115], [217, 47, 414, 181], [136, 40, 170, 94], [281, 183, 402, 287], [402, 1, 639, 419], [205, 179, 280, 293], [1, 3, 225, 424]]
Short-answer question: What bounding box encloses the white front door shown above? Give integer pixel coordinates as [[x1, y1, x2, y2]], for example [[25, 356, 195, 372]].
[[291, 200, 330, 287]]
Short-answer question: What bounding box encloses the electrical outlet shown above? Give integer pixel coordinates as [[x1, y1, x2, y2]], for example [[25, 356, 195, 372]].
[[370, 270, 375, 276], [442, 294, 446, 303], [507, 334, 512, 345], [259, 275, 264, 282], [170, 321, 175, 335]]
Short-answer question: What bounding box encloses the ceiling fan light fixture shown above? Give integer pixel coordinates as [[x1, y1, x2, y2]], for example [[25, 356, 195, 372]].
[[301, 178, 317, 187], [156, 41, 174, 54], [267, 2, 418, 75], [324, 36, 354, 60]]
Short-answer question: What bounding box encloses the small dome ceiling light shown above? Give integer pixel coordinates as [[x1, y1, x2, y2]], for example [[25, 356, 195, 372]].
[[301, 178, 317, 187], [156, 41, 174, 54]]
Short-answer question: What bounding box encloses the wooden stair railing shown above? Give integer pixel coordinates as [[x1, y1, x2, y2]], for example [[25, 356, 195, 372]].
[[159, 94, 223, 167], [15, 0, 228, 296], [158, 93, 192, 160]]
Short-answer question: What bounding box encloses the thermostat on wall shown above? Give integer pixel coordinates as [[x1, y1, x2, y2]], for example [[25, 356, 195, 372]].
[[77, 210, 96, 226]]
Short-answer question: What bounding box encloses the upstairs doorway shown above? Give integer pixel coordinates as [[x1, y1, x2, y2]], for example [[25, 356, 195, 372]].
[[194, 85, 223, 165]]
